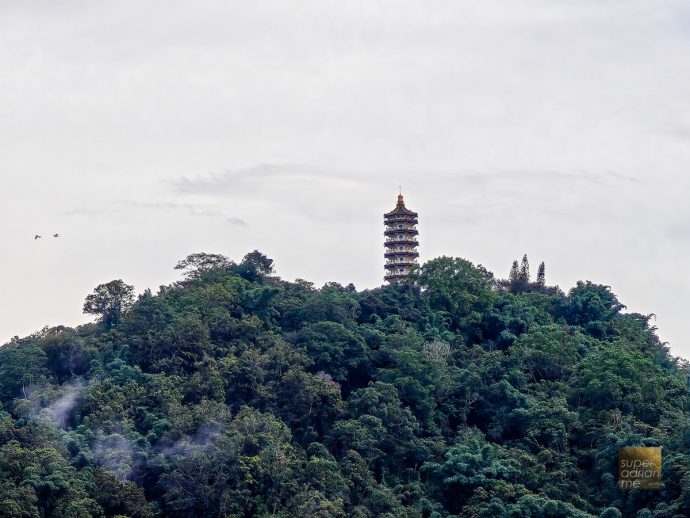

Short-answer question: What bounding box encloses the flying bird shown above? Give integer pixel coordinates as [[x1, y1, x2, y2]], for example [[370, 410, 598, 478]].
[[34, 235, 41, 240], [53, 234, 60, 238]]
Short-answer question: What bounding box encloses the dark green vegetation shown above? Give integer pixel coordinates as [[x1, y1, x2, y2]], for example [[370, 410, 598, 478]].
[[1, 251, 689, 518]]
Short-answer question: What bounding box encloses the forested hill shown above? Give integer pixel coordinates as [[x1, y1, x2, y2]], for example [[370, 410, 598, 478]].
[[1, 251, 689, 518]]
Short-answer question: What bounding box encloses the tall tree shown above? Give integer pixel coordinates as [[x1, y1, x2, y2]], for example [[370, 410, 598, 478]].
[[83, 279, 135, 328], [519, 254, 530, 283], [0, 339, 47, 399], [509, 260, 520, 284], [236, 250, 275, 282], [174, 253, 232, 280], [536, 262, 546, 286]]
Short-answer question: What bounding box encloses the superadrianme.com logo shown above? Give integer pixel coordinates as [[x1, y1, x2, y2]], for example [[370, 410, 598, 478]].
[[618, 447, 662, 490]]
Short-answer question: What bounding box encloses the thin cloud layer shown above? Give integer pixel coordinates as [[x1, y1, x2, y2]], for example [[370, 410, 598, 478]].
[[61, 201, 246, 224]]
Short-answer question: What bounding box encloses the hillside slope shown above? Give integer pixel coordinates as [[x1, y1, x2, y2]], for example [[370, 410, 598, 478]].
[[1, 251, 688, 518]]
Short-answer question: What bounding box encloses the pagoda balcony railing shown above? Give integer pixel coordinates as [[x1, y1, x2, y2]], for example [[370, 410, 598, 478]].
[[385, 253, 419, 264], [384, 215, 418, 223], [385, 259, 417, 266], [384, 228, 418, 236], [384, 220, 418, 227], [385, 240, 419, 246], [385, 225, 417, 230], [385, 251, 420, 258], [385, 243, 418, 249], [385, 244, 416, 249], [385, 270, 411, 275], [384, 272, 412, 281]]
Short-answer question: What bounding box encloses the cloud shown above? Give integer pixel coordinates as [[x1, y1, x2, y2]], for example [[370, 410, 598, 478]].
[[60, 200, 246, 225], [171, 163, 375, 223], [171, 164, 289, 194], [60, 208, 102, 217], [171, 163, 361, 196]]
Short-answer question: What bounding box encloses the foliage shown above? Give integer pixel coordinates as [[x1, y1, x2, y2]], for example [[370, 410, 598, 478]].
[[174, 252, 234, 281], [83, 280, 135, 328], [0, 251, 688, 517]]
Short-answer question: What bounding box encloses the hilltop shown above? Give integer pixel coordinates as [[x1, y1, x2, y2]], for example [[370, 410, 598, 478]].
[[0, 251, 688, 518]]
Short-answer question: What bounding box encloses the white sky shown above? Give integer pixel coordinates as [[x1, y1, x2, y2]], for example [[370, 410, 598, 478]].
[[2, 1, 690, 358]]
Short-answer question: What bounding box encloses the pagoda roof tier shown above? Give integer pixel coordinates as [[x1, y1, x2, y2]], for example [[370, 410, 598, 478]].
[[384, 213, 418, 221], [384, 228, 418, 236], [385, 244, 418, 249], [384, 239, 419, 246], [383, 250, 419, 257], [384, 273, 413, 282], [385, 261, 417, 268], [383, 194, 418, 218], [384, 217, 418, 226]]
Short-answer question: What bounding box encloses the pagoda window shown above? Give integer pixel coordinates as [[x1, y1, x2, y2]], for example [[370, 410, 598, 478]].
[[397, 224, 404, 229]]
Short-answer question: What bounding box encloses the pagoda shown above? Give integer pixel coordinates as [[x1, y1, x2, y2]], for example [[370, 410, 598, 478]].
[[384, 193, 419, 282]]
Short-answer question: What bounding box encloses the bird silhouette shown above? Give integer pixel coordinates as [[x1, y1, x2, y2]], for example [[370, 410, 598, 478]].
[[53, 234, 60, 238], [34, 235, 41, 240]]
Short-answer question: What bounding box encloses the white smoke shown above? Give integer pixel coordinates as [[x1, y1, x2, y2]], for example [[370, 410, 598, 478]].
[[28, 380, 87, 429], [156, 421, 223, 457], [92, 431, 137, 481], [43, 382, 85, 428]]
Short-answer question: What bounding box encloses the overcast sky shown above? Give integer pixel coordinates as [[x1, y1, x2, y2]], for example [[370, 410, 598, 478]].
[[2, 1, 690, 358]]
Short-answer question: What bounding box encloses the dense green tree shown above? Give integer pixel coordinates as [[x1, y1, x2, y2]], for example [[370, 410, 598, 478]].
[[561, 281, 626, 338], [422, 428, 520, 513], [0, 338, 47, 400], [40, 327, 91, 383], [235, 250, 275, 282], [415, 256, 495, 340], [574, 341, 670, 422], [92, 469, 153, 518], [83, 279, 135, 328], [508, 324, 583, 382], [537, 261, 546, 286], [519, 254, 530, 283], [296, 322, 368, 385], [509, 260, 520, 284], [174, 252, 233, 281]]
